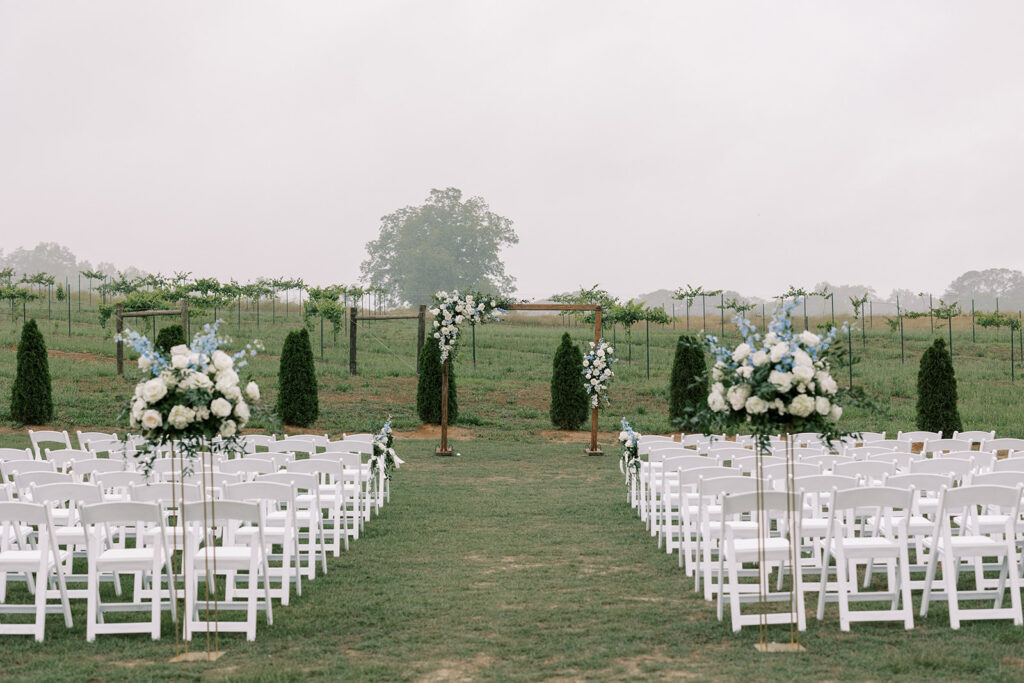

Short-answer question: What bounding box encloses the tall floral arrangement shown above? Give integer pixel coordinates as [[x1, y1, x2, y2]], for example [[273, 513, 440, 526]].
[[430, 290, 507, 363], [685, 300, 850, 452], [583, 339, 616, 408], [118, 321, 263, 473], [618, 418, 641, 478], [370, 416, 405, 482]]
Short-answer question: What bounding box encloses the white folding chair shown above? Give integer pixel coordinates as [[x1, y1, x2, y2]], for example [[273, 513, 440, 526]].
[[76, 431, 118, 451], [79, 501, 176, 641], [0, 501, 73, 641], [816, 486, 915, 631], [716, 490, 806, 632], [0, 447, 35, 464], [693, 475, 759, 601], [920, 484, 1024, 629], [28, 430, 72, 459], [289, 458, 353, 553], [257, 472, 328, 580], [182, 500, 273, 642]]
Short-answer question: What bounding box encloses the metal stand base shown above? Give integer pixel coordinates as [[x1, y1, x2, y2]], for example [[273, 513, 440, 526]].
[[171, 651, 226, 662], [754, 642, 805, 653]]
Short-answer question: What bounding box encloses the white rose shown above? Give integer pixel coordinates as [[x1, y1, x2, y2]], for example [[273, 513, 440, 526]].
[[768, 370, 793, 393], [234, 400, 250, 423], [764, 332, 779, 345], [134, 384, 144, 399], [751, 350, 769, 367], [170, 344, 190, 358], [138, 355, 152, 371], [736, 365, 753, 379], [219, 419, 237, 438], [773, 398, 787, 414], [171, 353, 188, 370], [607, 347, 614, 354], [711, 382, 725, 396], [789, 394, 815, 418], [618, 431, 629, 442], [770, 342, 788, 363], [212, 350, 234, 371], [707, 391, 728, 412], [793, 349, 813, 368], [732, 343, 752, 363], [194, 406, 210, 421], [828, 405, 843, 422], [815, 396, 831, 415], [245, 381, 260, 402], [216, 378, 240, 397], [745, 395, 769, 414], [798, 330, 821, 347], [215, 368, 239, 386], [141, 409, 163, 430], [817, 373, 838, 395], [193, 372, 213, 391], [726, 384, 752, 411], [141, 377, 168, 403], [792, 365, 815, 385], [131, 398, 145, 421], [167, 404, 195, 429], [210, 397, 233, 418], [159, 370, 177, 389]]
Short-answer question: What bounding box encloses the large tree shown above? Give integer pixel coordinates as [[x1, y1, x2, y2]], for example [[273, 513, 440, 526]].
[[361, 187, 518, 305]]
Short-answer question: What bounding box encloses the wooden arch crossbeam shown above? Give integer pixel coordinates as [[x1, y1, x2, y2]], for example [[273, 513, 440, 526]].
[[115, 300, 188, 375], [438, 303, 604, 456]]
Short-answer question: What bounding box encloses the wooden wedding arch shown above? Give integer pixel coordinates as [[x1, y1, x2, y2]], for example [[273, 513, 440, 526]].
[[437, 303, 604, 456]]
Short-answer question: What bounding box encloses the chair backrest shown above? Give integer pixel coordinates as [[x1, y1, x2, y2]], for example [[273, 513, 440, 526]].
[[31, 481, 104, 507], [909, 457, 974, 479], [698, 475, 760, 500], [274, 438, 317, 456], [872, 439, 913, 453], [679, 433, 712, 448], [15, 471, 73, 495], [722, 490, 803, 517], [938, 484, 1024, 519], [183, 499, 261, 525], [70, 458, 127, 482], [647, 445, 697, 458], [855, 431, 887, 443], [43, 448, 93, 472], [79, 500, 164, 526], [289, 433, 330, 447], [981, 438, 1024, 455], [242, 434, 278, 453], [833, 460, 897, 482], [662, 455, 717, 474], [129, 482, 203, 504], [257, 471, 319, 494], [678, 466, 733, 488], [85, 439, 127, 457], [792, 473, 858, 494], [992, 458, 1024, 473], [325, 439, 373, 455], [922, 439, 972, 455], [864, 451, 917, 471], [219, 458, 279, 477], [0, 500, 51, 527], [76, 431, 118, 450], [952, 430, 995, 444], [883, 472, 953, 495], [830, 485, 914, 513], [287, 458, 342, 478], [801, 454, 854, 470], [761, 462, 821, 482], [897, 430, 942, 442], [940, 450, 994, 471], [845, 445, 899, 460], [28, 429, 72, 458], [225, 480, 295, 505], [968, 470, 1024, 487], [0, 447, 34, 462]]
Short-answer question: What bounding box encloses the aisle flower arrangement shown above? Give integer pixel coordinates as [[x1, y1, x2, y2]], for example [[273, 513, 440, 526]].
[[618, 418, 641, 479], [583, 339, 616, 408], [117, 321, 263, 474], [430, 290, 507, 363], [687, 300, 849, 451], [370, 416, 404, 482]]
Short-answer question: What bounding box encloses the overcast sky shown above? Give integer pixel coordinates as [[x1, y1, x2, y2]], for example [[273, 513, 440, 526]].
[[2, 2, 1022, 301]]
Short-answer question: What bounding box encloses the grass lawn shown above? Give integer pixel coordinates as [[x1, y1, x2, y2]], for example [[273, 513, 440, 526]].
[[0, 439, 1021, 681]]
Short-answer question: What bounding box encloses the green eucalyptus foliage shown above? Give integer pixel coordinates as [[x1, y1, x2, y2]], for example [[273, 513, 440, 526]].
[[669, 335, 708, 424], [277, 328, 319, 427], [154, 324, 186, 355], [10, 319, 54, 424], [549, 332, 588, 430], [417, 339, 458, 424], [916, 337, 962, 435]]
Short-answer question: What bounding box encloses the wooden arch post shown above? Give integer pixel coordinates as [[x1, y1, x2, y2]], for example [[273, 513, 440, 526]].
[[436, 303, 604, 456]]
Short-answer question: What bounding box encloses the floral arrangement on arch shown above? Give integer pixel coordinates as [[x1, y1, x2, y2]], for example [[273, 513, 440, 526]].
[[370, 416, 404, 482], [686, 299, 851, 452], [118, 321, 263, 474], [583, 339, 616, 408], [618, 418, 641, 479], [430, 290, 508, 363]]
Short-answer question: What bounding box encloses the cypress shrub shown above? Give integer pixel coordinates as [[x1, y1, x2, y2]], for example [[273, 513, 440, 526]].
[[550, 332, 588, 429], [669, 334, 708, 424], [10, 319, 54, 424], [417, 339, 458, 424], [277, 328, 319, 427], [155, 324, 186, 355], [916, 337, 962, 435]]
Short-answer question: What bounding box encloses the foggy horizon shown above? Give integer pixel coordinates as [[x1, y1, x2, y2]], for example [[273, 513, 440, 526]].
[[2, 2, 1023, 303]]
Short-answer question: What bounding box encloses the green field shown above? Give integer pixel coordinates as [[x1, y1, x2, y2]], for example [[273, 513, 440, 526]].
[[0, 302, 1023, 680]]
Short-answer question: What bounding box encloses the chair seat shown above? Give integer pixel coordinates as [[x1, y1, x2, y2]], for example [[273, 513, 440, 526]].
[[96, 548, 155, 570], [729, 537, 791, 561], [831, 537, 899, 559]]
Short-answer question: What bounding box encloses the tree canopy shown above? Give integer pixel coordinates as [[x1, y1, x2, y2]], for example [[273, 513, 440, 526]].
[[360, 188, 518, 306]]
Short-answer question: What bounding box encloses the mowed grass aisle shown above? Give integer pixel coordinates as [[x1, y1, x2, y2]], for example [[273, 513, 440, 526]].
[[1, 440, 1021, 681]]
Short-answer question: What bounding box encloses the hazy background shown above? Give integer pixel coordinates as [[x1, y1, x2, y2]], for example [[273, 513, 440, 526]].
[[2, 2, 1022, 302]]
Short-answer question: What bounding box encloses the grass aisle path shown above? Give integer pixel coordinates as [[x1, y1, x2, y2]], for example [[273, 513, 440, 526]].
[[0, 439, 1020, 681]]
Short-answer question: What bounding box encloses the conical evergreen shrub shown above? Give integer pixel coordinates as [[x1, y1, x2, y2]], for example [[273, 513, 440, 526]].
[[669, 334, 708, 424], [417, 339, 458, 424], [277, 328, 319, 427], [550, 332, 588, 429], [10, 319, 54, 424], [155, 324, 186, 355], [916, 337, 962, 435]]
